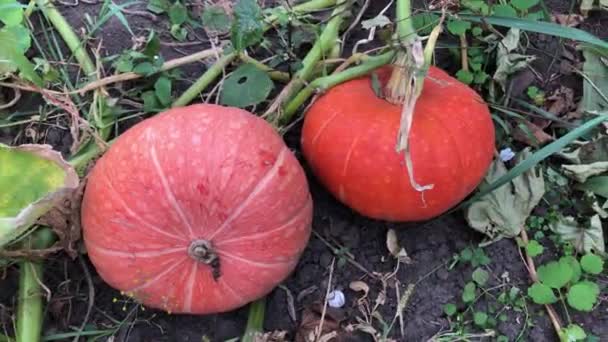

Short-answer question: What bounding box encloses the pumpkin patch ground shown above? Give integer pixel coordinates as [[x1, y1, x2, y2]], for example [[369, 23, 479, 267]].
[[1, 0, 608, 341]]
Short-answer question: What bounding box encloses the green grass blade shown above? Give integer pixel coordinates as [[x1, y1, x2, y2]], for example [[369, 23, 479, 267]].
[[456, 14, 608, 50], [454, 113, 608, 212]]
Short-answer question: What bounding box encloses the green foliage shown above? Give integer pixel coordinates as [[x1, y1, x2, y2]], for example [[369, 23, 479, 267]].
[[527, 283, 557, 304], [219, 63, 274, 108], [231, 0, 264, 51], [201, 6, 231, 33], [567, 281, 599, 312], [538, 259, 573, 289], [0, 144, 79, 247], [526, 239, 544, 257], [471, 268, 489, 286], [580, 253, 604, 275]]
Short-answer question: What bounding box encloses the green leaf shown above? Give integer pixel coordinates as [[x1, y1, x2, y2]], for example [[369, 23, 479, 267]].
[[456, 14, 608, 50], [560, 256, 582, 283], [412, 13, 440, 35], [169, 1, 187, 25], [443, 303, 457, 316], [147, 0, 170, 14], [143, 31, 161, 58], [447, 20, 471, 35], [465, 148, 545, 240], [473, 311, 488, 327], [567, 281, 599, 311], [537, 260, 573, 289], [219, 63, 273, 108], [170, 24, 188, 41], [474, 71, 489, 84], [460, 248, 473, 261], [510, 0, 539, 11], [201, 5, 231, 33], [0, 144, 79, 247], [526, 239, 544, 257], [0, 30, 42, 86], [492, 4, 518, 18], [527, 282, 558, 304], [133, 62, 156, 76], [472, 26, 484, 36], [231, 0, 264, 51], [580, 253, 604, 275], [559, 324, 587, 342], [142, 90, 160, 112], [0, 0, 23, 26], [2, 24, 31, 53], [456, 69, 474, 84], [154, 76, 172, 106], [549, 214, 605, 254], [472, 268, 489, 286], [462, 282, 477, 303]]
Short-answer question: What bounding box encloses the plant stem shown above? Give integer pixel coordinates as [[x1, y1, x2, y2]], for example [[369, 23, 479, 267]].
[[264, 0, 337, 25], [264, 0, 349, 121], [519, 229, 563, 336], [242, 297, 266, 342], [34, 0, 96, 77], [395, 0, 416, 44], [75, 47, 224, 95], [173, 0, 338, 108], [16, 227, 57, 342], [171, 52, 237, 108], [282, 51, 395, 123], [239, 54, 290, 82]]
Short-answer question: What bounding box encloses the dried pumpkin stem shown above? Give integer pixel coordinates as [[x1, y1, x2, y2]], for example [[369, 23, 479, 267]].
[[385, 2, 446, 194]]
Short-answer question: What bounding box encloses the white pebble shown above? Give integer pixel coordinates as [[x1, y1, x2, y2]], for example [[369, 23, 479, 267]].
[[327, 290, 345, 308], [499, 147, 515, 162]]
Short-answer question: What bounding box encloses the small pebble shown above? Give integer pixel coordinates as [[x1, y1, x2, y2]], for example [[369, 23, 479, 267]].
[[327, 290, 345, 308]]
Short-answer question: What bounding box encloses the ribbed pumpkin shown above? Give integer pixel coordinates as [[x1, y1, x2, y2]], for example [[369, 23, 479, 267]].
[[301, 66, 495, 222], [81, 104, 313, 314]]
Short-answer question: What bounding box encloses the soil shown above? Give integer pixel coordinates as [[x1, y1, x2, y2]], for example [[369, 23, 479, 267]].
[[1, 0, 608, 341]]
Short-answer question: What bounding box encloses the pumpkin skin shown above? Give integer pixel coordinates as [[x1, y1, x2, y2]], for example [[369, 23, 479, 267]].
[[81, 104, 313, 315], [301, 66, 495, 222]]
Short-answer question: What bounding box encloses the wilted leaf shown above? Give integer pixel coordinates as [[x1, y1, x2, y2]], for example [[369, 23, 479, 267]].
[[465, 148, 545, 241], [579, 46, 608, 113], [361, 14, 391, 30], [386, 228, 411, 263], [512, 118, 554, 147], [349, 281, 369, 297], [493, 28, 536, 91], [576, 176, 608, 198], [219, 63, 273, 108], [551, 13, 584, 27], [0, 144, 79, 248], [561, 162, 608, 183], [546, 86, 575, 116], [549, 214, 605, 254]]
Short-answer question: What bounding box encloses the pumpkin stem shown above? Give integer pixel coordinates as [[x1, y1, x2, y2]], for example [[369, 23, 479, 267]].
[[188, 239, 221, 279], [384, 1, 446, 194]]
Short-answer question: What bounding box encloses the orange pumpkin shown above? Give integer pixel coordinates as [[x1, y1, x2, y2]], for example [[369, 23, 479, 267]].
[[81, 104, 313, 314], [301, 66, 495, 221]]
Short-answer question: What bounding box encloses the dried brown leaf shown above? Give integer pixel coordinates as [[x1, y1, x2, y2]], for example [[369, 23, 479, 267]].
[[349, 281, 370, 297], [551, 13, 584, 27], [512, 118, 554, 147]]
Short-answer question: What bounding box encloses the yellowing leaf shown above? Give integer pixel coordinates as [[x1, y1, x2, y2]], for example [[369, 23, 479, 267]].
[[0, 143, 79, 247], [465, 148, 545, 241], [561, 162, 608, 183], [549, 214, 605, 255]]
